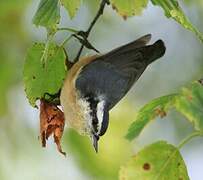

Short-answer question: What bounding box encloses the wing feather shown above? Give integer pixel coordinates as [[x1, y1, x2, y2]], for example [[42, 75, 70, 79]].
[[75, 35, 165, 109]]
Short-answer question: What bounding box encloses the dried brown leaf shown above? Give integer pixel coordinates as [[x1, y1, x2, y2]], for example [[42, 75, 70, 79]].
[[40, 99, 66, 156]]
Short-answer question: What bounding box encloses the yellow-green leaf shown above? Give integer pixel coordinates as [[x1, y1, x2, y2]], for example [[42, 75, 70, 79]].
[[125, 94, 177, 141], [126, 81, 203, 141], [110, 0, 149, 18], [33, 0, 60, 28], [151, 0, 203, 42], [61, 0, 82, 19], [119, 141, 189, 180], [175, 81, 203, 131], [23, 43, 67, 107]]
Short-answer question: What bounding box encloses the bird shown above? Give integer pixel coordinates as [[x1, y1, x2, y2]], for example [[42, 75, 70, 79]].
[[60, 34, 166, 152]]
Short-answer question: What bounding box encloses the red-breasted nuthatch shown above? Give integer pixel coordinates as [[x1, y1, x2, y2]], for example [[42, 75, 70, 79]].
[[60, 34, 166, 152]]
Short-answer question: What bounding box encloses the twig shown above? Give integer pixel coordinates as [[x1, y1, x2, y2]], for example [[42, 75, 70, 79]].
[[73, 34, 100, 53], [74, 0, 109, 62], [198, 78, 203, 85]]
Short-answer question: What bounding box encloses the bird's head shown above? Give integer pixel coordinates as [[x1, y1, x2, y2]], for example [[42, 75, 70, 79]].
[[79, 96, 109, 152]]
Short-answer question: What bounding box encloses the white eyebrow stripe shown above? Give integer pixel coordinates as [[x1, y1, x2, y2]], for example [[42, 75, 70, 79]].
[[96, 100, 105, 135]]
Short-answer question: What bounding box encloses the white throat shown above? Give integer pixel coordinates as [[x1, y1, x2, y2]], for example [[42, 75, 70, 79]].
[[77, 98, 92, 134]]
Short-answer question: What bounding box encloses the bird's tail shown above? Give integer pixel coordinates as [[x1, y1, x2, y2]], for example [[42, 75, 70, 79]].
[[143, 40, 166, 65]]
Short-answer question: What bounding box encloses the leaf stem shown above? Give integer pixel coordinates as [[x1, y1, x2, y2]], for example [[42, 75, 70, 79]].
[[60, 35, 73, 47], [74, 0, 109, 62], [57, 27, 78, 33], [177, 131, 203, 150], [40, 30, 55, 66]]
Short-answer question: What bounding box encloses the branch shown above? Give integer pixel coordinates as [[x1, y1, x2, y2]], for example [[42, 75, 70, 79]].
[[73, 34, 100, 53], [74, 0, 109, 62]]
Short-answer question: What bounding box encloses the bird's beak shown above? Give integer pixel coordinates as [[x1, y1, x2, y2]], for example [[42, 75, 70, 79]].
[[91, 135, 99, 153]]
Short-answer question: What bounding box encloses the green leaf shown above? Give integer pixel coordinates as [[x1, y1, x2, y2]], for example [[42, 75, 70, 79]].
[[33, 0, 60, 29], [61, 0, 82, 19], [126, 81, 203, 141], [110, 0, 149, 18], [119, 141, 189, 180], [125, 94, 177, 140], [151, 0, 203, 42], [175, 81, 203, 131], [23, 43, 67, 107]]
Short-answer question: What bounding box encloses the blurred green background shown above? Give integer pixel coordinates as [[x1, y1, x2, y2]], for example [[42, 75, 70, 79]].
[[0, 0, 203, 179]]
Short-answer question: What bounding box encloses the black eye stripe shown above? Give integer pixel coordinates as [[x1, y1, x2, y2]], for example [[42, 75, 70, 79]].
[[92, 114, 99, 133], [85, 94, 99, 133], [91, 108, 98, 132]]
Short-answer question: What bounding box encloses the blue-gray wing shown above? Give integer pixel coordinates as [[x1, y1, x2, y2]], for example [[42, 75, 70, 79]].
[[75, 35, 165, 109], [75, 60, 139, 109]]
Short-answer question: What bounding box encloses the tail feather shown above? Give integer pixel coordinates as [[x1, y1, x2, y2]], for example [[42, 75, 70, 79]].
[[97, 35, 166, 73], [144, 40, 166, 65]]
